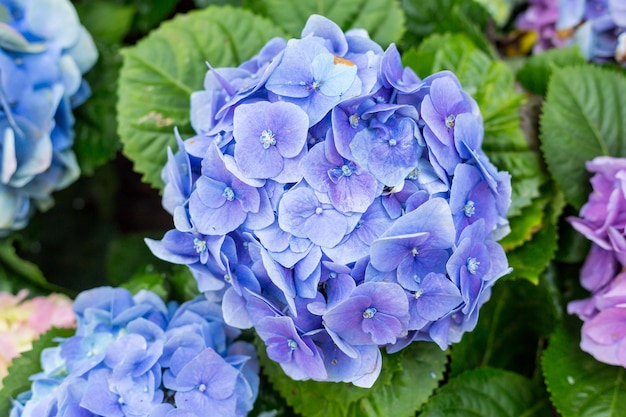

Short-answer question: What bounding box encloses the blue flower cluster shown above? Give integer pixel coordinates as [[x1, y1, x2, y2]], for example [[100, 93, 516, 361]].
[[557, 0, 626, 65], [10, 287, 259, 417], [0, 0, 97, 236], [147, 15, 512, 387]]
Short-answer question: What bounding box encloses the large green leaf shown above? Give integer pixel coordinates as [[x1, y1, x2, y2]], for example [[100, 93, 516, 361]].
[[540, 65, 626, 209], [117, 6, 285, 189], [400, 0, 493, 56], [543, 324, 626, 417], [449, 278, 560, 378], [517, 46, 586, 96], [0, 327, 75, 415], [419, 367, 551, 416], [261, 0, 405, 47], [261, 340, 446, 417]]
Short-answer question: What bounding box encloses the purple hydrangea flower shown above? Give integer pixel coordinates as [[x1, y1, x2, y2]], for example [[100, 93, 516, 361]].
[[233, 101, 309, 181], [147, 14, 512, 387], [323, 281, 409, 347]]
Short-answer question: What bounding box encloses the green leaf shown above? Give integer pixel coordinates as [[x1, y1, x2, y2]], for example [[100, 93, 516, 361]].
[[517, 46, 586, 96], [543, 324, 626, 417], [505, 185, 565, 283], [261, 340, 446, 417], [420, 367, 551, 417], [75, 2, 135, 44], [540, 65, 626, 209], [499, 196, 546, 251], [0, 238, 70, 295], [167, 264, 201, 303], [129, 0, 180, 34], [117, 6, 286, 189], [472, 0, 516, 26], [400, 0, 493, 56], [0, 327, 74, 415], [261, 0, 405, 47], [120, 271, 168, 299], [72, 1, 135, 175], [450, 278, 560, 378], [73, 41, 123, 175]]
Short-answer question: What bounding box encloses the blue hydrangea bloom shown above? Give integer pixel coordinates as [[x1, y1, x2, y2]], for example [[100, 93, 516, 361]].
[[148, 15, 512, 387], [545, 0, 626, 66], [10, 287, 259, 417], [0, 0, 97, 236]]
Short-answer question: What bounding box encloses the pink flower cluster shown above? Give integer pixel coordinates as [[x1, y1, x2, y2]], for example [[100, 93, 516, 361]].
[[568, 156, 626, 367], [0, 290, 75, 387]]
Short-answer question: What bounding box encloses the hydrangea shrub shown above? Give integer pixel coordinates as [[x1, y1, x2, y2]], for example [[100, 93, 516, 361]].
[[568, 156, 626, 367], [0, 0, 97, 236], [10, 286, 259, 417], [146, 15, 512, 387]]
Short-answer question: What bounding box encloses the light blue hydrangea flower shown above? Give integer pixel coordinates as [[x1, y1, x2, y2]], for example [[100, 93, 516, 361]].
[[0, 0, 97, 236], [148, 15, 512, 387], [10, 287, 259, 417]]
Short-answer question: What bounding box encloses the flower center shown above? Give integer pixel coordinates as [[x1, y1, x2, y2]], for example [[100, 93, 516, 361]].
[[315, 207, 323, 215], [287, 339, 298, 350], [411, 247, 419, 257], [223, 187, 235, 201], [388, 138, 397, 146], [349, 114, 360, 128], [328, 272, 337, 279], [341, 164, 353, 176], [362, 307, 377, 319], [445, 114, 456, 128], [413, 288, 423, 299], [260, 129, 276, 149], [463, 200, 475, 217], [198, 383, 207, 392], [467, 257, 480, 274], [193, 238, 207, 253]]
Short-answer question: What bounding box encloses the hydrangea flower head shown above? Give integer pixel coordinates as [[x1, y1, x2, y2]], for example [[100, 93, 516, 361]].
[[516, 0, 626, 65], [569, 156, 626, 368], [0, 0, 97, 236], [148, 15, 512, 387], [0, 290, 75, 388], [10, 287, 259, 417]]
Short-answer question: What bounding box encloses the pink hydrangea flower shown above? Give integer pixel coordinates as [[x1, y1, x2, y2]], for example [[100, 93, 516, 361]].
[[568, 156, 626, 368], [569, 272, 626, 366], [0, 290, 75, 387]]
